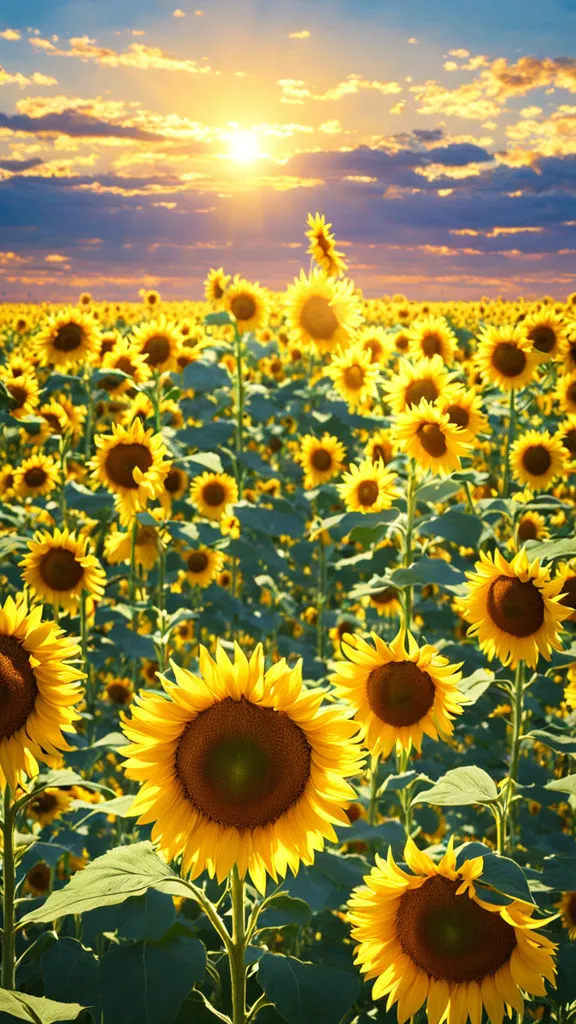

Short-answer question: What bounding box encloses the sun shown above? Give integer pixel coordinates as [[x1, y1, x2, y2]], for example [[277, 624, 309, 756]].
[[229, 130, 261, 163]]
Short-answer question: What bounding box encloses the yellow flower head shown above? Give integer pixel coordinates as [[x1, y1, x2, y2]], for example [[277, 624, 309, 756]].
[[337, 458, 399, 513]]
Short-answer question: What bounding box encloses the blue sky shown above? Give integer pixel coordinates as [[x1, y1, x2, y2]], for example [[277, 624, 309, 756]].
[[0, 0, 574, 299]]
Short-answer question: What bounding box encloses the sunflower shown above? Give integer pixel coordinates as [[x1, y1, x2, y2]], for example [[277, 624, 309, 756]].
[[476, 324, 538, 391], [34, 307, 101, 369], [121, 642, 363, 892], [24, 862, 52, 897], [144, 289, 161, 309], [224, 276, 270, 333], [565, 670, 576, 708], [131, 316, 182, 373], [558, 415, 576, 461], [364, 430, 396, 467], [0, 596, 84, 790], [384, 355, 457, 415], [337, 458, 399, 514], [394, 400, 470, 475], [2, 371, 40, 420], [522, 310, 567, 361], [89, 420, 169, 517], [437, 386, 488, 442], [285, 268, 361, 355], [357, 325, 389, 366], [20, 528, 106, 613], [331, 630, 463, 758], [458, 548, 569, 668], [558, 892, 576, 940], [190, 471, 238, 521], [0, 465, 15, 500], [510, 430, 566, 491], [556, 561, 576, 622], [348, 837, 556, 1024], [516, 511, 549, 545], [14, 454, 60, 499], [27, 787, 73, 827], [305, 212, 348, 277], [183, 546, 225, 588], [408, 315, 457, 364], [368, 586, 403, 618], [556, 372, 576, 415], [204, 267, 231, 303], [104, 522, 164, 572], [103, 674, 134, 706], [325, 343, 380, 409], [98, 337, 152, 395], [297, 433, 347, 489], [40, 396, 85, 440], [159, 465, 189, 511], [389, 328, 411, 356]]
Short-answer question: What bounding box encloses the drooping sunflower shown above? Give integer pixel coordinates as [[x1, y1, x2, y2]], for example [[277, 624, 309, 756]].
[[476, 324, 539, 391], [348, 837, 557, 1024], [558, 892, 576, 940], [394, 400, 470, 475], [367, 586, 403, 619], [458, 547, 569, 668], [285, 268, 361, 355], [89, 420, 169, 517], [183, 546, 225, 588], [305, 212, 348, 277], [408, 315, 457, 364], [437, 385, 488, 442], [556, 372, 576, 415], [27, 787, 73, 827], [516, 511, 549, 545], [384, 355, 457, 415], [522, 310, 567, 361], [98, 337, 152, 395], [0, 596, 84, 789], [122, 643, 363, 892], [14, 454, 60, 499], [297, 433, 347, 489], [0, 465, 15, 500], [337, 458, 399, 514], [510, 429, 567, 490], [2, 371, 40, 420], [130, 316, 182, 373], [224, 276, 270, 333], [20, 528, 106, 613], [34, 307, 101, 369], [204, 267, 231, 303], [331, 630, 463, 758], [190, 471, 238, 521], [324, 343, 380, 409]]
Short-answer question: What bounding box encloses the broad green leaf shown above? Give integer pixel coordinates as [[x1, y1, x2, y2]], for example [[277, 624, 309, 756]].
[[527, 537, 576, 562], [204, 310, 236, 326], [418, 512, 483, 548], [100, 934, 206, 1024], [258, 954, 360, 1024], [456, 843, 534, 903], [182, 359, 230, 391], [42, 938, 100, 1021], [458, 669, 495, 704], [258, 893, 312, 928], [523, 728, 576, 754], [412, 766, 498, 806], [0, 991, 84, 1023], [545, 776, 576, 796], [115, 889, 177, 941]]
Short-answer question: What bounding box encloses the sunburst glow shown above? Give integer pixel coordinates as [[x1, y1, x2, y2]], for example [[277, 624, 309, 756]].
[[228, 130, 261, 163]]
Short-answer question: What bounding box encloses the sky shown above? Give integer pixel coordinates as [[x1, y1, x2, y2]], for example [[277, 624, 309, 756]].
[[0, 0, 575, 301]]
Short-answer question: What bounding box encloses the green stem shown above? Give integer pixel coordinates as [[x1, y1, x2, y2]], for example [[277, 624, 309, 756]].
[[494, 804, 505, 856], [153, 373, 162, 435], [502, 388, 516, 499], [230, 868, 247, 1024], [2, 785, 16, 990], [156, 539, 167, 673], [403, 460, 416, 638], [316, 535, 327, 661], [367, 754, 380, 826], [80, 589, 94, 741], [504, 660, 525, 852], [234, 328, 245, 499]]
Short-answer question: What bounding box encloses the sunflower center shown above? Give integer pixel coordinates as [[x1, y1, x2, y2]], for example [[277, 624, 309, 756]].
[[301, 296, 339, 341], [311, 448, 333, 472], [357, 480, 379, 507], [316, 233, 331, 255], [487, 576, 545, 636], [562, 428, 576, 457], [27, 864, 51, 892], [365, 339, 383, 361], [405, 379, 438, 408], [9, 385, 28, 408], [164, 468, 182, 493], [517, 517, 538, 542], [569, 382, 576, 406], [105, 442, 153, 489], [343, 364, 365, 391], [202, 481, 227, 507], [30, 792, 58, 815], [106, 682, 132, 704], [175, 697, 311, 829], [214, 282, 224, 299], [366, 661, 435, 726], [421, 332, 442, 356], [395, 335, 409, 351], [446, 404, 469, 429], [559, 576, 576, 612], [187, 551, 209, 574], [43, 413, 63, 432], [417, 423, 447, 458], [54, 323, 84, 353], [24, 467, 48, 488], [115, 356, 135, 377], [371, 587, 398, 605], [143, 335, 170, 367], [522, 445, 551, 477], [0, 636, 38, 740], [528, 325, 556, 353], [491, 342, 526, 378], [397, 875, 517, 982], [231, 295, 257, 322], [38, 548, 85, 592]]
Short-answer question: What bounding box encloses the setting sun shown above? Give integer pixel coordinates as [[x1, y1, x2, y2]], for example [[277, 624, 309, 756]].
[[228, 129, 261, 163]]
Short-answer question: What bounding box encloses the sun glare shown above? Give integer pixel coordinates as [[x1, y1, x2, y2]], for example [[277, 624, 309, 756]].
[[229, 130, 260, 163]]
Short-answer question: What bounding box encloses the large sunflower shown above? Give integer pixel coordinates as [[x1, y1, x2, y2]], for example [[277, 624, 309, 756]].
[[130, 316, 182, 373], [20, 528, 106, 613], [556, 372, 576, 416], [2, 371, 40, 420], [476, 324, 538, 391], [522, 310, 567, 362], [331, 630, 463, 758], [190, 471, 238, 521], [305, 212, 348, 277], [285, 268, 361, 355], [438, 386, 488, 442], [122, 643, 363, 892], [408, 315, 457, 364], [34, 307, 101, 369], [458, 548, 569, 668], [394, 399, 470, 475], [98, 337, 152, 395], [384, 355, 457, 415], [0, 596, 84, 789], [224, 276, 270, 333], [510, 429, 567, 490], [324, 343, 380, 409], [297, 433, 347, 489], [558, 415, 576, 462], [337, 458, 399, 514], [14, 454, 60, 499], [89, 420, 169, 517], [348, 837, 556, 1024], [356, 325, 389, 366]]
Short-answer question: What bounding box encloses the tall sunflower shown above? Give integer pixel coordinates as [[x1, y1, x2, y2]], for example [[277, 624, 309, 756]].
[[131, 316, 182, 373], [476, 324, 538, 391], [305, 212, 348, 277], [394, 400, 470, 475], [324, 343, 380, 409], [224, 276, 270, 333], [331, 630, 463, 758], [348, 837, 556, 1024], [384, 355, 457, 415], [183, 546, 224, 588], [337, 458, 399, 514], [0, 596, 84, 789], [510, 430, 567, 490], [458, 548, 569, 668], [190, 471, 238, 521], [89, 420, 169, 517], [204, 267, 230, 303], [14, 454, 60, 499], [408, 315, 457, 364], [297, 433, 347, 489], [285, 268, 361, 355], [121, 643, 363, 892], [34, 308, 101, 369], [20, 528, 106, 613]]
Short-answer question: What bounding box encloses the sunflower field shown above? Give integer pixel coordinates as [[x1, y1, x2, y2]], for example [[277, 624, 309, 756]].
[[1, 214, 576, 1024]]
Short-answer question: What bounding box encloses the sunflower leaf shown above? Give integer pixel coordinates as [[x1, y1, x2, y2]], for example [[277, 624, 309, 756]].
[[257, 953, 361, 1024], [0, 990, 84, 1023], [412, 766, 499, 806]]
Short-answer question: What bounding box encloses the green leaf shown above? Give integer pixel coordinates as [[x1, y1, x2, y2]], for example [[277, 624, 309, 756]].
[[523, 728, 576, 754], [20, 842, 192, 925], [456, 843, 534, 903], [412, 766, 498, 806], [64, 481, 114, 515], [258, 954, 361, 1024], [0, 991, 84, 1023], [388, 557, 466, 593], [418, 512, 483, 548], [236, 503, 305, 540], [258, 894, 312, 928], [378, 771, 421, 794], [526, 537, 576, 562], [188, 452, 224, 474], [41, 938, 100, 1021], [545, 776, 576, 796], [100, 934, 206, 1024], [182, 360, 230, 391], [416, 478, 461, 503], [204, 310, 236, 326], [458, 669, 494, 705], [115, 889, 177, 941]]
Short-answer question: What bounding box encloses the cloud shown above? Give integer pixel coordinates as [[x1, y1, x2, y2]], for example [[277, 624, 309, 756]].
[[29, 36, 213, 74], [0, 109, 162, 140], [0, 66, 57, 88], [0, 157, 44, 172], [482, 56, 576, 99], [410, 80, 501, 120], [279, 74, 402, 104], [0, 29, 21, 41], [288, 30, 311, 39], [173, 9, 186, 16]]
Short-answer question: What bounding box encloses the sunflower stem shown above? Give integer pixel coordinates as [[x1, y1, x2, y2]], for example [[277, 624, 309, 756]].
[[316, 533, 327, 662], [504, 659, 525, 852], [230, 867, 247, 1024], [367, 754, 380, 826], [233, 326, 245, 499], [502, 387, 516, 499], [153, 372, 162, 435], [80, 589, 95, 741], [2, 785, 17, 990], [403, 460, 417, 640]]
